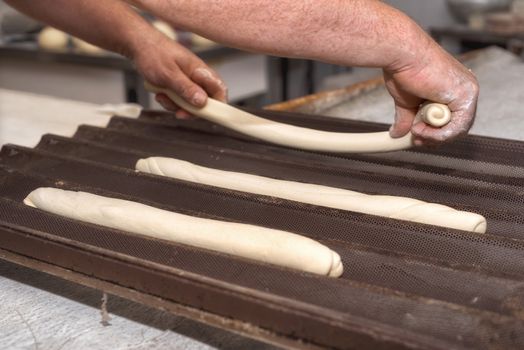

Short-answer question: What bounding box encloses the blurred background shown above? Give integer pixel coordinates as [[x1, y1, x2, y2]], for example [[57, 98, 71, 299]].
[[2, 0, 523, 108]]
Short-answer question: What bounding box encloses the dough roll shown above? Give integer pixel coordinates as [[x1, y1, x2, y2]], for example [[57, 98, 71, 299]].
[[136, 157, 487, 233], [145, 83, 418, 153], [24, 188, 343, 277]]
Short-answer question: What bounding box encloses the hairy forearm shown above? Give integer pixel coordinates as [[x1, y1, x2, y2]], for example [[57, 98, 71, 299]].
[[5, 0, 153, 57], [130, 0, 432, 70]]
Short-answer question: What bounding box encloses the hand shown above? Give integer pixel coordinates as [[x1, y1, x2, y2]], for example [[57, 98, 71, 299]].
[[130, 30, 227, 118], [385, 40, 479, 146]]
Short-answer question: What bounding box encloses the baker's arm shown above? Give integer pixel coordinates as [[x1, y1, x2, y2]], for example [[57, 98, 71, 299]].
[[4, 0, 227, 109], [129, 0, 478, 144]]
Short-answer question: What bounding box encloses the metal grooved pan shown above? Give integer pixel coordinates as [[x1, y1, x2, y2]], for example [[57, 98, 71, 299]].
[[1, 109, 524, 349]]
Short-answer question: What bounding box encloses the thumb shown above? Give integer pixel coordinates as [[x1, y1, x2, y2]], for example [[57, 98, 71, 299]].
[[389, 104, 418, 138]]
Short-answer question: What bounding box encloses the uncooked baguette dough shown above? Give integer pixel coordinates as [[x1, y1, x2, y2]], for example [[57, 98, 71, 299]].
[[145, 82, 451, 153], [418, 102, 452, 127], [136, 157, 487, 233], [72, 37, 104, 55], [191, 33, 216, 47], [38, 26, 69, 51], [152, 20, 177, 41], [97, 103, 143, 118], [24, 188, 343, 277]]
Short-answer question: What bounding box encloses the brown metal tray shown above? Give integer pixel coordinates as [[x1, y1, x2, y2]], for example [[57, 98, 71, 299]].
[[1, 109, 524, 349]]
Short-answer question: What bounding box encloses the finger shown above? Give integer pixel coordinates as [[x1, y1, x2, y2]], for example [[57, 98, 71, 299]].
[[412, 113, 469, 143], [412, 94, 477, 143], [155, 93, 179, 112], [164, 67, 208, 107], [191, 67, 228, 102], [412, 74, 479, 143], [156, 93, 195, 119], [389, 105, 418, 138], [412, 134, 442, 148]]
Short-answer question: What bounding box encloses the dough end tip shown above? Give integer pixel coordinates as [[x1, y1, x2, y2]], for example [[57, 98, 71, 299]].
[[472, 218, 488, 234], [135, 158, 147, 171], [23, 196, 36, 208], [328, 252, 344, 278]]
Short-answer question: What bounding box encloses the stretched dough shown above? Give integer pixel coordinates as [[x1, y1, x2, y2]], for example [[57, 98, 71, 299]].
[[24, 188, 343, 277], [418, 102, 452, 127], [38, 27, 69, 51], [136, 157, 487, 233], [145, 83, 450, 153], [191, 33, 216, 47], [72, 37, 104, 55], [152, 20, 177, 41]]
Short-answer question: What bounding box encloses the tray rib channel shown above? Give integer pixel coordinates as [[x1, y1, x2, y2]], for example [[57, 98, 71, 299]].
[[138, 109, 524, 166], [1, 109, 524, 349], [68, 123, 524, 240]]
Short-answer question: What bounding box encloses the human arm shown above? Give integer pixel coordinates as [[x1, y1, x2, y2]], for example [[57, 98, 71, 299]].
[[4, 0, 227, 109], [129, 0, 478, 144]]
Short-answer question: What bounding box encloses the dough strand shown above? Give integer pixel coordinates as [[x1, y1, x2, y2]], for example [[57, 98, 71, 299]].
[[145, 83, 451, 153], [24, 188, 343, 277], [136, 157, 487, 233]]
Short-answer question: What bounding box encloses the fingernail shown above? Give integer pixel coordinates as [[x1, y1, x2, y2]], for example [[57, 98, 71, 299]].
[[195, 67, 213, 79], [192, 91, 207, 106]]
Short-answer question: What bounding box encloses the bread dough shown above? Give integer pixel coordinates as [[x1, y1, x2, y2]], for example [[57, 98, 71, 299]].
[[72, 37, 104, 55], [97, 103, 143, 118], [136, 157, 487, 233], [418, 102, 452, 127], [24, 188, 343, 277], [38, 27, 69, 51], [145, 83, 450, 153], [191, 33, 216, 47], [152, 20, 177, 41]]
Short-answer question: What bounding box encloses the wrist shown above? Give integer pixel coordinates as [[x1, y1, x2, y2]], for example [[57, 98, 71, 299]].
[[122, 23, 165, 60], [383, 13, 435, 75]]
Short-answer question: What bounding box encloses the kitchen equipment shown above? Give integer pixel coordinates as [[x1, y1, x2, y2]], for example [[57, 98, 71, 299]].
[[1, 106, 524, 349], [447, 0, 513, 23]]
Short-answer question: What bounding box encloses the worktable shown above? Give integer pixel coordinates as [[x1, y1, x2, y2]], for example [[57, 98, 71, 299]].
[[2, 46, 524, 350]]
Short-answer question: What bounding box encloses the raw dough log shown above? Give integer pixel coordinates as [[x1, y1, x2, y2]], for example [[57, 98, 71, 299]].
[[145, 83, 451, 153], [136, 157, 487, 233], [97, 103, 142, 118], [38, 26, 69, 51], [191, 33, 216, 47], [418, 102, 452, 127], [24, 188, 343, 277], [152, 20, 177, 41], [72, 37, 104, 55]]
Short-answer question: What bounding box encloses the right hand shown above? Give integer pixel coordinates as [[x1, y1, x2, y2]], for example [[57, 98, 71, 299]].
[[384, 34, 479, 146], [130, 30, 227, 117]]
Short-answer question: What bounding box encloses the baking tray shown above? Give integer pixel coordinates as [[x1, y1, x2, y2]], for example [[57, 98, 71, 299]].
[[1, 109, 524, 349]]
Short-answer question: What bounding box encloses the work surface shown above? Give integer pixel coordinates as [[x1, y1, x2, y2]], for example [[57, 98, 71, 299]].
[[0, 89, 273, 350], [2, 47, 524, 349]]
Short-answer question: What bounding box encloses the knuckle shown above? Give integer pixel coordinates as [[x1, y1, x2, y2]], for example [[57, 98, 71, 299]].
[[464, 77, 480, 96], [175, 82, 199, 100], [174, 84, 192, 99]]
